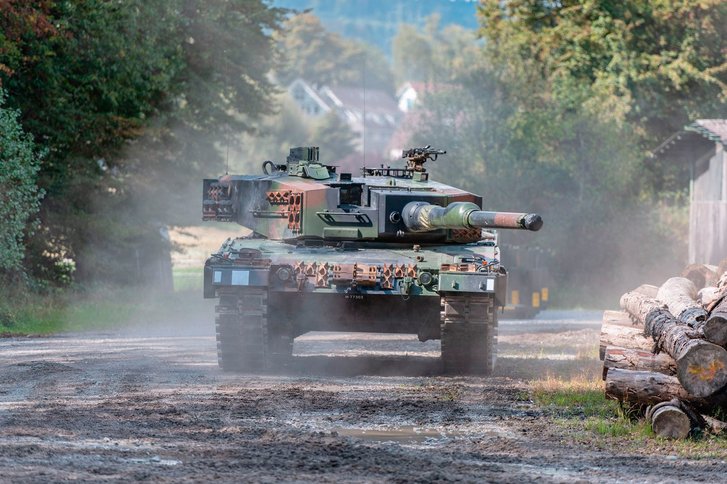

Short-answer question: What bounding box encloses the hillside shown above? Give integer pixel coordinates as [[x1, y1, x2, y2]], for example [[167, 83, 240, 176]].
[[273, 0, 479, 55]]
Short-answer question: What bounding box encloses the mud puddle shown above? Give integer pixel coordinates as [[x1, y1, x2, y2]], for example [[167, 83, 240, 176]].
[[333, 426, 458, 444]]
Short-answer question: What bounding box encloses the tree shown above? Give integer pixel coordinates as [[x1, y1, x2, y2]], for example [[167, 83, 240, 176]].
[[392, 24, 434, 83], [1, 0, 286, 284], [478, 0, 727, 193], [456, 1, 726, 302], [275, 12, 394, 94], [0, 91, 43, 275], [232, 95, 313, 172], [311, 111, 358, 163], [233, 95, 358, 172], [392, 15, 480, 84]]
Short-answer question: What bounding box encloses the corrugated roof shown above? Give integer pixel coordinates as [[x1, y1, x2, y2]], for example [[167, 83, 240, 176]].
[[651, 119, 727, 156], [686, 119, 727, 146]]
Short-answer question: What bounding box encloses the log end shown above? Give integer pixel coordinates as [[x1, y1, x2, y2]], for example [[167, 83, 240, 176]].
[[650, 405, 691, 439], [702, 314, 727, 347], [681, 264, 718, 290], [677, 342, 727, 398], [679, 307, 708, 328]]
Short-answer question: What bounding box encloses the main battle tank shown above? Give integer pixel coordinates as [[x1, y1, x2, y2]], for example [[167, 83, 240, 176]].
[[202, 146, 542, 374]]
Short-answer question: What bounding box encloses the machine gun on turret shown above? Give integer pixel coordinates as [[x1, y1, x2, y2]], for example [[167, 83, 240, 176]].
[[402, 145, 446, 172]]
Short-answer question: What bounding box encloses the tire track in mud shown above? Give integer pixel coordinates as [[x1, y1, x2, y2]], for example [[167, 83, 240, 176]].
[[0, 316, 725, 482]]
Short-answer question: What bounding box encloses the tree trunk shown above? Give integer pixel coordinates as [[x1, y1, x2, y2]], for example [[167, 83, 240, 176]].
[[698, 287, 720, 308], [703, 414, 727, 434], [620, 292, 727, 398], [633, 284, 659, 299], [605, 368, 693, 405], [681, 263, 718, 290], [603, 310, 640, 328], [602, 346, 676, 379], [703, 296, 727, 347], [605, 368, 727, 413], [645, 400, 692, 440], [599, 322, 654, 360], [656, 277, 707, 327], [718, 258, 727, 279], [706, 272, 727, 313]]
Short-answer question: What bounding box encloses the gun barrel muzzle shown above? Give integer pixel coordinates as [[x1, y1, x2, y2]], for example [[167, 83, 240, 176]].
[[468, 210, 543, 231]]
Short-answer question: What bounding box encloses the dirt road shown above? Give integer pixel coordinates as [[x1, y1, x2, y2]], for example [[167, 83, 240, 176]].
[[0, 311, 724, 482]]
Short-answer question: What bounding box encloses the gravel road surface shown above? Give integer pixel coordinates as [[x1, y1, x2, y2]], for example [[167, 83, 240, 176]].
[[1, 311, 725, 482]]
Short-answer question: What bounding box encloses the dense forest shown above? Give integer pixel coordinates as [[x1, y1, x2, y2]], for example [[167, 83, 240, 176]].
[[1, 0, 726, 310]]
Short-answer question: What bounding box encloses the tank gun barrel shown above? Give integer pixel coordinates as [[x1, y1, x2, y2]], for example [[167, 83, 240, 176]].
[[402, 201, 542, 233]]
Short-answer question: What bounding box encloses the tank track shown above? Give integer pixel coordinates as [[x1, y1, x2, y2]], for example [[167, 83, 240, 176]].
[[440, 294, 497, 375], [215, 287, 293, 372]]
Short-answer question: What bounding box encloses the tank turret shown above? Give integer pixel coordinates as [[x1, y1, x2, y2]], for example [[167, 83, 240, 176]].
[[401, 201, 542, 233], [202, 146, 543, 244]]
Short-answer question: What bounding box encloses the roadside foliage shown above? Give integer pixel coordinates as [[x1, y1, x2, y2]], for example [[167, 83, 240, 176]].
[[0, 0, 284, 285], [0, 91, 42, 275]]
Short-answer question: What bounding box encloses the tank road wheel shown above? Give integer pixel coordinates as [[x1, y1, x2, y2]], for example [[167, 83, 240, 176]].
[[440, 294, 497, 375], [215, 288, 268, 372]]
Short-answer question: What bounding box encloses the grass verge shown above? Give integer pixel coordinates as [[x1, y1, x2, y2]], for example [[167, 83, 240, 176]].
[[0, 290, 132, 334], [530, 371, 727, 456], [532, 372, 620, 419], [0, 268, 210, 335], [172, 267, 204, 292]]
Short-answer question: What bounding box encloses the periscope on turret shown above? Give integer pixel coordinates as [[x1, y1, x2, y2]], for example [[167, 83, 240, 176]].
[[202, 146, 542, 375]]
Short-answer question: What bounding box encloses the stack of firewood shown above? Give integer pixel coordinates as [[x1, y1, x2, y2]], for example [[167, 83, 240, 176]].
[[600, 261, 727, 439]]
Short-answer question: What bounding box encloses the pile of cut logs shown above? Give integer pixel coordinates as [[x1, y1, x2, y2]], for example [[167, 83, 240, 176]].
[[600, 261, 727, 439]]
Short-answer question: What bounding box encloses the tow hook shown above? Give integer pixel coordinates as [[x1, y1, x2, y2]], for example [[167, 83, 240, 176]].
[[345, 281, 360, 294]]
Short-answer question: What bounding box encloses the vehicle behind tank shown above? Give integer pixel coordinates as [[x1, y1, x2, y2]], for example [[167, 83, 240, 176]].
[[202, 146, 542, 375], [500, 244, 552, 319]]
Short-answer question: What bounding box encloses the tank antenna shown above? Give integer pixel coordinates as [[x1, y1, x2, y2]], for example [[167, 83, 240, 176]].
[[362, 48, 366, 166], [225, 127, 230, 175], [219, 44, 230, 176]]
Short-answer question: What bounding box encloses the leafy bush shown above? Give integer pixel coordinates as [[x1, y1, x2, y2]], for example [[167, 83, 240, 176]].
[[0, 90, 43, 275]]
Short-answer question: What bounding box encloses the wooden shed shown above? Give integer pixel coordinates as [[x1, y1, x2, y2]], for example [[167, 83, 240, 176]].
[[654, 119, 727, 264]]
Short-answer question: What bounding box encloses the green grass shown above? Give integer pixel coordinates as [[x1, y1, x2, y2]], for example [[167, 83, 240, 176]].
[[532, 373, 618, 419], [530, 372, 727, 454], [172, 267, 204, 292], [0, 268, 212, 335], [582, 415, 650, 438], [531, 372, 652, 438], [0, 290, 129, 335]]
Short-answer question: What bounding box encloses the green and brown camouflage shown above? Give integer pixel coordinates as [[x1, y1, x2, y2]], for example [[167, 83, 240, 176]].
[[203, 147, 542, 375]]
